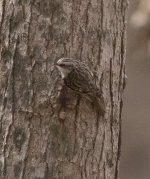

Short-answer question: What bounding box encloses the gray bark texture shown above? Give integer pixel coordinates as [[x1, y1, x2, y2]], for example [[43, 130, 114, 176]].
[[0, 0, 128, 179]]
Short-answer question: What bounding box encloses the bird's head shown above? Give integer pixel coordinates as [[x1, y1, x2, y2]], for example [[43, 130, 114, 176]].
[[55, 58, 76, 78]]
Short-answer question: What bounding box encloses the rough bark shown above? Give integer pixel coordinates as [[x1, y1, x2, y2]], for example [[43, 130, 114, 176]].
[[0, 0, 128, 179]]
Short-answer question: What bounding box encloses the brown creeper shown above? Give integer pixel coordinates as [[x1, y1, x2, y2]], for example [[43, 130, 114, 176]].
[[55, 57, 105, 116]]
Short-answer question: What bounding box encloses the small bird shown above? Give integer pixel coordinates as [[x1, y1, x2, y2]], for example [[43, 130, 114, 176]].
[[55, 57, 105, 116]]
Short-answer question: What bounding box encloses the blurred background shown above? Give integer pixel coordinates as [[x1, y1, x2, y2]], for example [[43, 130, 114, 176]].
[[120, 0, 150, 179]]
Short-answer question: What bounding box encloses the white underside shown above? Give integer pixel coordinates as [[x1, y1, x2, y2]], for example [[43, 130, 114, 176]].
[[57, 66, 70, 79]]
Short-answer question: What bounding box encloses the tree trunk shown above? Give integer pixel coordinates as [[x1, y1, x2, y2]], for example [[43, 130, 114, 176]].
[[0, 0, 128, 179]]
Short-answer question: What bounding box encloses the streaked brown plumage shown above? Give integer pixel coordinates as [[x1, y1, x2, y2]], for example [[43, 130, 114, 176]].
[[55, 57, 105, 116]]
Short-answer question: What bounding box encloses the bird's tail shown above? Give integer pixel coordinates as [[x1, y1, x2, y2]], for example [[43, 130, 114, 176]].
[[84, 94, 105, 116], [94, 96, 105, 116]]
